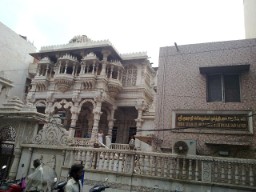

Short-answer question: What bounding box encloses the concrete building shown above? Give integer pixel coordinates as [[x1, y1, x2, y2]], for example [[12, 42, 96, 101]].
[[0, 22, 42, 179], [0, 21, 37, 106], [157, 39, 256, 159], [244, 0, 256, 38]]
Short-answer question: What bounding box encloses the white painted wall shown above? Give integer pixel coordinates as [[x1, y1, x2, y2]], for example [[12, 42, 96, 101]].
[[244, 0, 256, 38], [0, 22, 36, 106]]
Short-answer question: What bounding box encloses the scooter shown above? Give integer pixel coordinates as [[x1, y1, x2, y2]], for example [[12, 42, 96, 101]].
[[0, 179, 22, 192], [89, 178, 109, 192], [53, 177, 110, 192], [53, 180, 67, 192], [89, 184, 109, 192]]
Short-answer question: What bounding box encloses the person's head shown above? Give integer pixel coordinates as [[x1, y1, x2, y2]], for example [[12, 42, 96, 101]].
[[99, 129, 103, 133], [33, 159, 41, 168], [69, 164, 84, 181]]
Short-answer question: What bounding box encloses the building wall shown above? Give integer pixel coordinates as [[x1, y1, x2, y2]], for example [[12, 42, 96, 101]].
[[0, 22, 36, 106], [157, 39, 256, 158], [244, 0, 256, 38]]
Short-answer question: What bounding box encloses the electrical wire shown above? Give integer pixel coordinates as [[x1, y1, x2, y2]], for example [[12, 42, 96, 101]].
[[33, 112, 256, 133]]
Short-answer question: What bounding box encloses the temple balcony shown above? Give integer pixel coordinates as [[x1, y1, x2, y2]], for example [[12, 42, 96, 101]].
[[53, 54, 78, 92], [33, 75, 50, 92], [107, 78, 122, 97], [54, 73, 74, 92], [33, 57, 54, 91], [106, 60, 123, 97]]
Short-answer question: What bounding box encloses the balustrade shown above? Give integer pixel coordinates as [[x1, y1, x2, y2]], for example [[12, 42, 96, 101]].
[[62, 148, 256, 188]]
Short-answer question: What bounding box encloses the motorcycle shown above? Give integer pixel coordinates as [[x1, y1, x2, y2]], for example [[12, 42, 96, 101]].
[[52, 177, 110, 192], [89, 184, 109, 192], [89, 178, 109, 192], [0, 179, 22, 192], [53, 180, 67, 192]]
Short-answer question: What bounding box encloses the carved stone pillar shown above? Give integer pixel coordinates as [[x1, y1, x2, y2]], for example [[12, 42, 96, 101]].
[[135, 100, 147, 136], [69, 110, 78, 137], [69, 91, 81, 137], [108, 106, 117, 138], [91, 110, 102, 143], [25, 148, 33, 175], [100, 49, 111, 76], [90, 93, 103, 143], [8, 147, 21, 179], [45, 92, 54, 115]]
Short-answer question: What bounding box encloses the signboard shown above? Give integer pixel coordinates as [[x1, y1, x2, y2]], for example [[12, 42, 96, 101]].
[[176, 114, 248, 129]]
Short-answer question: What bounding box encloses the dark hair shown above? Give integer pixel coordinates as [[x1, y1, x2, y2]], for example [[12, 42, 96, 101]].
[[69, 164, 84, 178], [33, 159, 41, 168]]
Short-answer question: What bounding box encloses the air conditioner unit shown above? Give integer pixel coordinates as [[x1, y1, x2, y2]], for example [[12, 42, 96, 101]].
[[172, 139, 197, 155]]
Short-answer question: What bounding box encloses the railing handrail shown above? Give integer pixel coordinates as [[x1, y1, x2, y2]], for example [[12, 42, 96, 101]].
[[64, 146, 256, 189]]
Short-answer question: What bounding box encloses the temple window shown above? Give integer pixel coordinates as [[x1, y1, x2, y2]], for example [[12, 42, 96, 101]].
[[122, 65, 137, 86]]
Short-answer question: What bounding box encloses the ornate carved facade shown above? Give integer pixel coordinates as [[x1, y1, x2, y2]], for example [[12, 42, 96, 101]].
[[28, 35, 157, 145]]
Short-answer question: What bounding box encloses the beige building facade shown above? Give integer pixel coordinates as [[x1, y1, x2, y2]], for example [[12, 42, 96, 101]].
[[27, 35, 156, 146], [156, 39, 256, 158]]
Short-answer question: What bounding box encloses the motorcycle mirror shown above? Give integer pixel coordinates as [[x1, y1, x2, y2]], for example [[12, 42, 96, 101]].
[[1, 165, 7, 169]]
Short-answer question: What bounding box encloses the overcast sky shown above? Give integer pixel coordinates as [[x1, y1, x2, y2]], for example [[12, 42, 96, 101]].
[[0, 0, 245, 66]]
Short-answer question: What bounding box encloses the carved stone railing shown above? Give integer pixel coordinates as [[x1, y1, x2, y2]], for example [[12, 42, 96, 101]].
[[109, 143, 130, 150], [70, 138, 91, 147], [63, 148, 256, 189]]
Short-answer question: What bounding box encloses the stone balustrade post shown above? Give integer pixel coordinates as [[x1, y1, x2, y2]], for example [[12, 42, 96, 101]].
[[8, 147, 22, 179]]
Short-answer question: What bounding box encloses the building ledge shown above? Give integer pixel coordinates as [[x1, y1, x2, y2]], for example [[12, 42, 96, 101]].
[[199, 64, 250, 75], [205, 140, 251, 146]]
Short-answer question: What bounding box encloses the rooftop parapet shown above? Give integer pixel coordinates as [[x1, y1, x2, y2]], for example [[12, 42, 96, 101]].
[[40, 39, 113, 52], [120, 52, 148, 60]]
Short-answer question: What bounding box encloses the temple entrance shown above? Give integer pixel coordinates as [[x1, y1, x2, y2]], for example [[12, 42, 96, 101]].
[[75, 102, 94, 138], [114, 107, 137, 144], [0, 126, 15, 180], [98, 109, 109, 143]]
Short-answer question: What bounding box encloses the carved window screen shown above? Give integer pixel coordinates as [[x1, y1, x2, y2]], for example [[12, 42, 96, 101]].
[[122, 66, 137, 86]]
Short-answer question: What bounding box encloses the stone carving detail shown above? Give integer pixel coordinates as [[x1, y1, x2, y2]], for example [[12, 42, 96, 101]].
[[46, 92, 54, 103], [32, 117, 71, 145], [202, 161, 212, 182], [26, 92, 35, 103], [82, 52, 98, 60], [58, 54, 78, 62], [83, 80, 95, 90], [55, 76, 74, 92], [0, 126, 16, 141], [39, 154, 56, 170], [122, 65, 137, 86], [108, 81, 122, 97], [69, 35, 91, 43], [22, 102, 37, 112], [39, 57, 51, 64], [35, 80, 48, 92]]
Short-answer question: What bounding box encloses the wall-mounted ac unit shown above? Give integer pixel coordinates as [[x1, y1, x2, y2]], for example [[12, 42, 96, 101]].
[[172, 139, 196, 155]]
